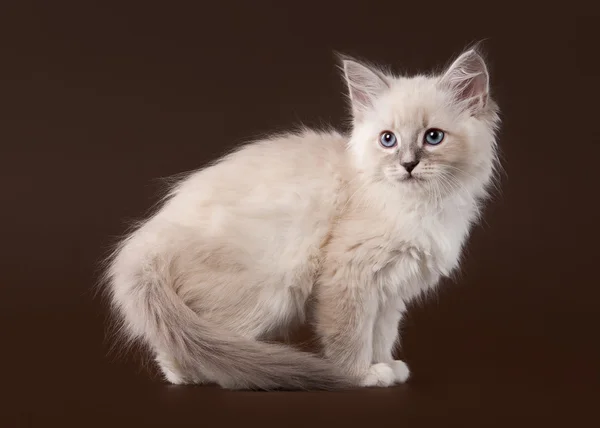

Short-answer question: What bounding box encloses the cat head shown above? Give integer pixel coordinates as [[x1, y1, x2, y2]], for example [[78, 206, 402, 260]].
[[341, 48, 500, 201]]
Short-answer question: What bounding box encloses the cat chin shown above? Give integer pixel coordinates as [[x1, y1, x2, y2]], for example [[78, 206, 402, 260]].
[[395, 177, 451, 197]]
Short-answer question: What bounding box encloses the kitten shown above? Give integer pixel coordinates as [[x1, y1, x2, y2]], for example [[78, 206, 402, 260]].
[[105, 48, 500, 390]]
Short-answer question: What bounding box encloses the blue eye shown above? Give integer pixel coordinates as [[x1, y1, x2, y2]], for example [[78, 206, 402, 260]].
[[379, 131, 397, 148], [424, 129, 445, 145]]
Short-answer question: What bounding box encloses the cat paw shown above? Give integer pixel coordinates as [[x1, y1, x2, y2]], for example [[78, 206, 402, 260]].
[[159, 365, 186, 384], [359, 363, 396, 387], [389, 359, 410, 383]]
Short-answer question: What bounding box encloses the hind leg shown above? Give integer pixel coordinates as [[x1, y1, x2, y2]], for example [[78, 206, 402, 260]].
[[315, 282, 397, 387], [152, 294, 290, 387], [155, 350, 210, 385]]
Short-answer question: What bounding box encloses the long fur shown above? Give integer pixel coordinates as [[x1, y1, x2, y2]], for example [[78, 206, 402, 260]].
[[104, 47, 501, 390], [107, 242, 353, 389]]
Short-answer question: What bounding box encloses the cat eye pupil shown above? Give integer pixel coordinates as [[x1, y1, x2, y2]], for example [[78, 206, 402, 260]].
[[424, 129, 444, 145], [379, 131, 397, 148]]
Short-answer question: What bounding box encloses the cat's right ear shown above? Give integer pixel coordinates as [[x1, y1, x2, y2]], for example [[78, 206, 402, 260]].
[[340, 57, 389, 119]]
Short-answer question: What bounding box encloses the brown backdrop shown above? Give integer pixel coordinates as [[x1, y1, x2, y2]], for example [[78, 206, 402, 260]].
[[2, 1, 599, 427]]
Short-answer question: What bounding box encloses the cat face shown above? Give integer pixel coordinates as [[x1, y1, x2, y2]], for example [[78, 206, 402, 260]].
[[343, 50, 500, 200]]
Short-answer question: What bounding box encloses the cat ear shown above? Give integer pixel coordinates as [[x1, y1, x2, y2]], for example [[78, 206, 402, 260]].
[[439, 49, 489, 115], [341, 58, 389, 118]]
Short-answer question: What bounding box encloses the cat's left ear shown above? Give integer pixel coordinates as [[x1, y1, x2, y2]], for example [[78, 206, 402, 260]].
[[439, 49, 489, 115], [341, 57, 390, 119]]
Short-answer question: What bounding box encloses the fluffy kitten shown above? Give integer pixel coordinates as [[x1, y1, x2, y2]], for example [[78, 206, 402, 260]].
[[105, 48, 500, 390]]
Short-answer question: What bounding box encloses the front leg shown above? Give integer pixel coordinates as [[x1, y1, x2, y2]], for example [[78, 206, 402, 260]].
[[314, 270, 395, 388], [372, 298, 410, 383]]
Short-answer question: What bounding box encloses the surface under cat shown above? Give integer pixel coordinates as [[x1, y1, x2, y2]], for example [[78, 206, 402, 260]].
[[105, 47, 500, 390]]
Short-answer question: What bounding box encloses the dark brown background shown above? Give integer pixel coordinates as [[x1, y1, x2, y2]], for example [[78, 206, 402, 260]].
[[2, 1, 599, 427]]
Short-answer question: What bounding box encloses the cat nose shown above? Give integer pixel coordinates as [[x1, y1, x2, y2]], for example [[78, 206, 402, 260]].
[[401, 160, 420, 173]]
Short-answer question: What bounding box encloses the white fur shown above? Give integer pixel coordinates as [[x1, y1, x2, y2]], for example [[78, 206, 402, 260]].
[[106, 49, 500, 389]]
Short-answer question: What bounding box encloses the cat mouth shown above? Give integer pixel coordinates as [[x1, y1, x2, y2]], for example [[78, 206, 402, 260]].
[[401, 175, 422, 182], [385, 169, 424, 184]]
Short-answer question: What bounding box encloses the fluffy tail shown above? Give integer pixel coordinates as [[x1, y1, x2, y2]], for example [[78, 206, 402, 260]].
[[108, 259, 354, 390]]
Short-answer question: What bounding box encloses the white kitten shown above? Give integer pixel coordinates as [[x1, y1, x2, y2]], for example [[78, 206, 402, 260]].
[[105, 48, 500, 390]]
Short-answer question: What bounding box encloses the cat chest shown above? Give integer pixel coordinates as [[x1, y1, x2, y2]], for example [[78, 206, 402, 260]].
[[373, 219, 468, 295]]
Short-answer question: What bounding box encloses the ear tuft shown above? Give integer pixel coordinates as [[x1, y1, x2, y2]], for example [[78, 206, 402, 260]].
[[339, 56, 389, 119], [439, 49, 490, 115]]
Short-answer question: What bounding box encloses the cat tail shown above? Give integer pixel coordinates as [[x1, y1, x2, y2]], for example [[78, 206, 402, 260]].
[[109, 262, 356, 391]]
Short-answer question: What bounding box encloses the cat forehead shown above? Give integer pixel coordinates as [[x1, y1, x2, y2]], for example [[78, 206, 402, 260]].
[[375, 75, 456, 125]]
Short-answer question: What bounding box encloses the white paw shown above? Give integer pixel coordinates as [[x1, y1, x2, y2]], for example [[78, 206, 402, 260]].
[[389, 359, 410, 383], [160, 365, 186, 384], [359, 363, 396, 387]]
